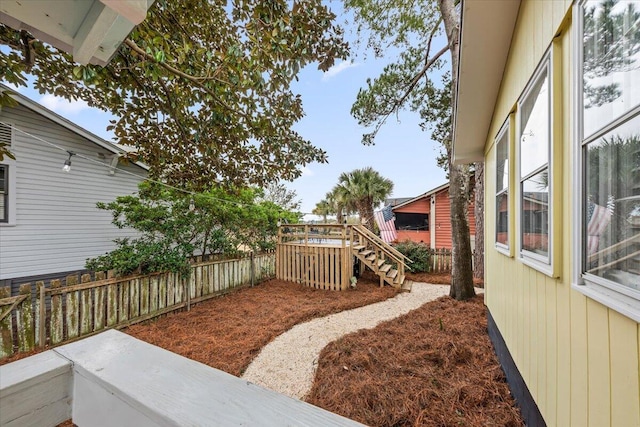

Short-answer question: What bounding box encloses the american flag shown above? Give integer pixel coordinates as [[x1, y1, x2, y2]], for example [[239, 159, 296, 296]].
[[587, 201, 613, 255], [374, 205, 397, 243]]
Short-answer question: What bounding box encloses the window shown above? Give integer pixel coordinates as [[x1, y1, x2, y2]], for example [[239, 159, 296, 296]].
[[579, 0, 640, 298], [394, 212, 429, 231], [495, 121, 509, 250], [0, 165, 6, 222], [0, 122, 13, 225], [518, 53, 552, 267]]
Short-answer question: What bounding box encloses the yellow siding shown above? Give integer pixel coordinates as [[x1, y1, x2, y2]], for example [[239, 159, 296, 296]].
[[483, 1, 640, 426]]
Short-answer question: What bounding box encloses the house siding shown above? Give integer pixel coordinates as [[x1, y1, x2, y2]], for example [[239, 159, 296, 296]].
[[394, 197, 430, 244], [483, 1, 640, 427], [0, 103, 146, 280], [434, 190, 452, 248]]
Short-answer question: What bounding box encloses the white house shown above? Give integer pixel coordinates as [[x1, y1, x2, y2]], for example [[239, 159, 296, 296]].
[[0, 87, 148, 288]]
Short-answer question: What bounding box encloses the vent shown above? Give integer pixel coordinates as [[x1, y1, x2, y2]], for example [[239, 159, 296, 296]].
[[0, 122, 11, 148]]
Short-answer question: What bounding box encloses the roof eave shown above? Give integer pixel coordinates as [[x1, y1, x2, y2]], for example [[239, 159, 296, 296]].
[[1, 85, 149, 171], [452, 0, 521, 165]]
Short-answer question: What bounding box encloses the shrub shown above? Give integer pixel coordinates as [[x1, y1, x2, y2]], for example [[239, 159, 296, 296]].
[[394, 240, 431, 273]]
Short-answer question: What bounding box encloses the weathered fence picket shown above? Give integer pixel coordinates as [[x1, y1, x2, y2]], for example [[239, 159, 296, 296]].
[[0, 287, 14, 357], [16, 284, 35, 352], [0, 252, 276, 360], [429, 248, 453, 273], [50, 280, 63, 345], [66, 275, 79, 340], [80, 274, 92, 336]]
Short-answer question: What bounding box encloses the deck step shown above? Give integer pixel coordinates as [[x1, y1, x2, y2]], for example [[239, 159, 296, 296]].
[[366, 254, 376, 262], [360, 250, 373, 257], [377, 259, 385, 267], [396, 274, 405, 285], [379, 264, 391, 273], [401, 280, 412, 292], [353, 245, 366, 251], [387, 269, 398, 279]]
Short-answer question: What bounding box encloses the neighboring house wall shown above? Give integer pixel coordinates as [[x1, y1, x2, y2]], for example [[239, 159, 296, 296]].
[[482, 1, 639, 426], [0, 103, 146, 281], [394, 187, 476, 249], [394, 197, 430, 243]]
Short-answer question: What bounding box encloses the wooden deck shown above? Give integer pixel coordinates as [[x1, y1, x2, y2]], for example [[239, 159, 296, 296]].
[[276, 224, 410, 290]]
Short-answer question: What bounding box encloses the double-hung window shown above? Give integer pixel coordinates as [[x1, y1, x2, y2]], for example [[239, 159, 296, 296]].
[[578, 0, 640, 306], [0, 121, 12, 224], [518, 53, 552, 271], [0, 164, 7, 223], [495, 120, 510, 252]]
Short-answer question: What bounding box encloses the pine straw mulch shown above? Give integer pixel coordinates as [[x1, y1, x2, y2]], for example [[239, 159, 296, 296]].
[[407, 271, 485, 288], [124, 270, 399, 377], [306, 294, 524, 427]]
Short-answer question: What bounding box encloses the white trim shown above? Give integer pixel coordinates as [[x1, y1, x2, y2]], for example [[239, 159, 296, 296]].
[[392, 182, 450, 211], [494, 118, 511, 256], [572, 2, 584, 286], [572, 281, 640, 323], [516, 49, 555, 276]]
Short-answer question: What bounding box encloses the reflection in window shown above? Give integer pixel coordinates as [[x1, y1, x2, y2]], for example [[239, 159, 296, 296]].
[[519, 56, 551, 262], [584, 117, 640, 291], [496, 123, 509, 247], [520, 71, 549, 178], [521, 169, 549, 256], [583, 0, 640, 138]]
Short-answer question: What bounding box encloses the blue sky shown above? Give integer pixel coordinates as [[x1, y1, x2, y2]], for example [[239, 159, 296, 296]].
[[2, 5, 449, 217]]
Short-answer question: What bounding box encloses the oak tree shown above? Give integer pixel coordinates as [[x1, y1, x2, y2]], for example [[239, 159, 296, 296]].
[[0, 0, 348, 189]]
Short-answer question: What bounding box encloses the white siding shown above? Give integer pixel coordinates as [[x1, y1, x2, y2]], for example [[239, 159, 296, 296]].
[[0, 104, 146, 280]]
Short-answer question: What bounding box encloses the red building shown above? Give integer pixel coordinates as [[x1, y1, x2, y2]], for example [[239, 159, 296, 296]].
[[391, 182, 476, 249]]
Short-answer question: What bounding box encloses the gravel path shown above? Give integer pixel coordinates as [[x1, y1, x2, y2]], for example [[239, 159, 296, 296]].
[[242, 282, 455, 400]]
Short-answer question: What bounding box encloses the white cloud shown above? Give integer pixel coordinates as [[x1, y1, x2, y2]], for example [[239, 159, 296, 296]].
[[322, 60, 359, 81], [39, 94, 90, 115], [301, 166, 314, 177]]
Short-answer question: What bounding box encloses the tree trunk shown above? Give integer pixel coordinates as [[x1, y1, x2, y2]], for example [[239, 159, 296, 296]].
[[473, 162, 485, 280], [448, 163, 476, 300], [439, 0, 475, 300]]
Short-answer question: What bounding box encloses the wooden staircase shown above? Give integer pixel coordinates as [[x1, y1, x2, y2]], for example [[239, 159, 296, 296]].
[[351, 225, 412, 290]]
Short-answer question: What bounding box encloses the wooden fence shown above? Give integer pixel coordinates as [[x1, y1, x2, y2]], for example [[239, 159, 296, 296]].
[[429, 248, 452, 273], [0, 252, 275, 359]]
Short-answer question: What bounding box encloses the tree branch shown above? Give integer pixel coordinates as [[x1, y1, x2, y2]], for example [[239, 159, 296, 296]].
[[123, 38, 248, 119], [397, 44, 448, 106]]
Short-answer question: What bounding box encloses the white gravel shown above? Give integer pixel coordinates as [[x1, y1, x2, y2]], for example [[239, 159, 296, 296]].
[[241, 282, 457, 400]]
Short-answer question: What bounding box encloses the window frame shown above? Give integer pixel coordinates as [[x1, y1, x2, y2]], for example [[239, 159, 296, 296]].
[[394, 212, 429, 231], [0, 121, 16, 226], [0, 164, 8, 223], [495, 119, 511, 255], [571, 0, 640, 322], [516, 49, 555, 276]]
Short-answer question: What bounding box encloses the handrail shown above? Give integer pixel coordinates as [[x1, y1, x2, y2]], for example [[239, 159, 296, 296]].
[[353, 225, 412, 263]]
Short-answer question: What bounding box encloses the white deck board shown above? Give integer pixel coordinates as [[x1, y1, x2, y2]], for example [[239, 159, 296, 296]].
[[54, 330, 364, 426]]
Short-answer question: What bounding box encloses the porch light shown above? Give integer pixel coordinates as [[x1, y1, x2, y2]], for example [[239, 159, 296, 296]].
[[62, 151, 75, 172]]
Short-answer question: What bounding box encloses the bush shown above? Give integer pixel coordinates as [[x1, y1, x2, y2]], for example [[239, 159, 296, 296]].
[[394, 240, 431, 273], [85, 238, 193, 277]]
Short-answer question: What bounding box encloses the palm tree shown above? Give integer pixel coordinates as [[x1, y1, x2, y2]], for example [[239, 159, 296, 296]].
[[312, 199, 331, 222], [334, 167, 394, 231]]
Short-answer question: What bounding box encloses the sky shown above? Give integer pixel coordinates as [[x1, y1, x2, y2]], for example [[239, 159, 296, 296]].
[[2, 4, 449, 218]]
